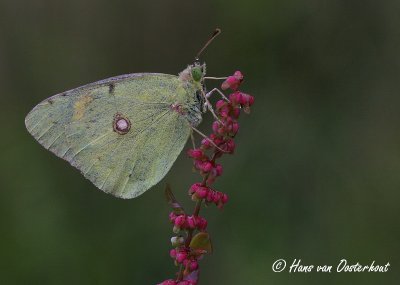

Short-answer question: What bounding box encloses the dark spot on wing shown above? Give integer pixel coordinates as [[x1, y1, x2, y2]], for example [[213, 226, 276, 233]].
[[109, 83, 115, 94], [61, 93, 67, 97], [48, 99, 54, 104]]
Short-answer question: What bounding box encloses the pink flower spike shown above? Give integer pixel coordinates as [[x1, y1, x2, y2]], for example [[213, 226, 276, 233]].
[[163, 65, 253, 282]]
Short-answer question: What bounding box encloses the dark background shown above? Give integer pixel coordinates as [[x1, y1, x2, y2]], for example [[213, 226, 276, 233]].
[[1, 0, 399, 284]]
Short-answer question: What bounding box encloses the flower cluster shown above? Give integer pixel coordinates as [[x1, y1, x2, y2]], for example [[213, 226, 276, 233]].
[[158, 71, 254, 285], [221, 70, 243, 91], [189, 183, 228, 208], [169, 212, 208, 232]]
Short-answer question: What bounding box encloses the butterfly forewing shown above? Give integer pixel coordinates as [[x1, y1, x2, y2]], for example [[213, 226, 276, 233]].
[[25, 73, 193, 198]]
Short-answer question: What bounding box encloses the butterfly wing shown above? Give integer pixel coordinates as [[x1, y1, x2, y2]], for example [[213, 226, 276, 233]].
[[25, 73, 193, 198]]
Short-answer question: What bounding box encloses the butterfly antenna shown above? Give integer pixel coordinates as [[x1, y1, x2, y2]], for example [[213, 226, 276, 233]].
[[195, 28, 222, 60]]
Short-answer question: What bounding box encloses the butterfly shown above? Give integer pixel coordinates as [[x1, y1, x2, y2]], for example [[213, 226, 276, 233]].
[[25, 29, 221, 199]]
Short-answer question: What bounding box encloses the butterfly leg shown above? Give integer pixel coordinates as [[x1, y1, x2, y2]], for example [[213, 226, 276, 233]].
[[191, 126, 228, 153], [190, 130, 196, 149], [204, 76, 228, 80], [205, 87, 229, 101], [200, 89, 223, 124]]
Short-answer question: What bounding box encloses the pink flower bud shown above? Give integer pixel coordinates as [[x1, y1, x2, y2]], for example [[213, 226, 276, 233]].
[[239, 93, 251, 105], [220, 107, 230, 118], [196, 217, 208, 230], [224, 139, 236, 153], [248, 95, 255, 106], [214, 164, 223, 176], [233, 92, 254, 114], [201, 137, 212, 149], [169, 212, 177, 223], [189, 183, 200, 195], [232, 107, 241, 118], [206, 191, 213, 202], [221, 71, 244, 91], [170, 249, 177, 258], [194, 160, 203, 170], [187, 149, 203, 159], [195, 186, 208, 199], [174, 215, 186, 227], [232, 122, 239, 134], [213, 136, 225, 146], [229, 91, 242, 105], [221, 193, 229, 204], [186, 216, 196, 229], [212, 121, 220, 134], [176, 251, 188, 263], [201, 161, 213, 173], [216, 99, 226, 109], [212, 191, 220, 204], [189, 260, 199, 271]]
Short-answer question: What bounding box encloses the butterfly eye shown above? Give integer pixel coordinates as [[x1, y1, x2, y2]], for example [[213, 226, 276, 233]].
[[191, 66, 203, 82]]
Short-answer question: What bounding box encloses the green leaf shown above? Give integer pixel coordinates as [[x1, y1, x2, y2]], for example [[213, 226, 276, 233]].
[[189, 232, 213, 253], [165, 184, 185, 215]]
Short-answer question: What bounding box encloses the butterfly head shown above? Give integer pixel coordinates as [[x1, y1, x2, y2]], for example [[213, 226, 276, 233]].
[[179, 62, 206, 88], [191, 61, 206, 82]]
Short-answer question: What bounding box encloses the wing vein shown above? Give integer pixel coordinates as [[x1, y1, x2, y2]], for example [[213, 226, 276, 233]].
[[47, 131, 64, 149], [72, 131, 112, 159]]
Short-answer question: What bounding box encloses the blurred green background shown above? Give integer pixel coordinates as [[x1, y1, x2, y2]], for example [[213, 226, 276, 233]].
[[1, 0, 399, 284]]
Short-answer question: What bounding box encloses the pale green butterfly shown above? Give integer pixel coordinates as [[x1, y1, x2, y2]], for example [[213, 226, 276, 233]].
[[25, 29, 221, 199]]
